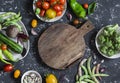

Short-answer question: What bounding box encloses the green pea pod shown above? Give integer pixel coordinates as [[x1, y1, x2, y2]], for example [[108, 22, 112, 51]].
[[2, 50, 17, 62], [70, 0, 86, 18], [0, 49, 11, 64], [84, 79, 95, 83], [81, 65, 88, 75], [92, 66, 99, 83], [0, 12, 16, 18], [3, 21, 22, 31]]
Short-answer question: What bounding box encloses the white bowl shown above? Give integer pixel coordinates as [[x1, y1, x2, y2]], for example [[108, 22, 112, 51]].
[[33, 0, 67, 22], [21, 70, 42, 83], [95, 25, 120, 59], [0, 12, 30, 61]]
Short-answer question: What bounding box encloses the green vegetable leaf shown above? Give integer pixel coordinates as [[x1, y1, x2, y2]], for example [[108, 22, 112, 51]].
[[88, 2, 97, 15]]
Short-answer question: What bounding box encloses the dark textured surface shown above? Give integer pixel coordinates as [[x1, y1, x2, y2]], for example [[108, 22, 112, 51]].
[[0, 0, 120, 83]]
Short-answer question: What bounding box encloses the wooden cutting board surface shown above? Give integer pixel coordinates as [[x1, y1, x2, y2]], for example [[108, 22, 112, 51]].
[[38, 20, 94, 69]]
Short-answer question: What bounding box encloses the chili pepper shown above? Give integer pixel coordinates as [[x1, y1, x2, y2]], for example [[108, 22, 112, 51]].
[[0, 48, 11, 64], [69, 0, 86, 18], [3, 49, 17, 62]]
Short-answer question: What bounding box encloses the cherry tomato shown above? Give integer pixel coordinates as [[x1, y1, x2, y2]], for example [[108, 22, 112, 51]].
[[31, 19, 38, 28], [14, 69, 21, 78], [40, 9, 45, 17], [3, 64, 13, 72], [46, 8, 56, 19], [46, 74, 58, 83], [1, 44, 7, 50], [53, 4, 61, 12], [50, 0, 57, 6], [56, 11, 62, 16], [42, 1, 50, 10], [36, 1, 42, 8], [59, 4, 64, 11], [83, 3, 89, 9], [59, 0, 66, 5]]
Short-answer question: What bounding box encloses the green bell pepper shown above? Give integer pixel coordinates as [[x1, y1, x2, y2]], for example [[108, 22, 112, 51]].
[[70, 0, 86, 18]]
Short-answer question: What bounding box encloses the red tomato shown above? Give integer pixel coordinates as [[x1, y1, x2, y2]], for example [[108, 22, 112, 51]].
[[1, 44, 7, 50], [56, 11, 62, 16], [3, 64, 13, 72], [50, 0, 57, 6], [59, 0, 66, 5], [42, 2, 50, 10], [36, 1, 42, 8], [40, 9, 45, 17], [53, 4, 61, 12], [83, 3, 89, 9], [59, 4, 64, 11]]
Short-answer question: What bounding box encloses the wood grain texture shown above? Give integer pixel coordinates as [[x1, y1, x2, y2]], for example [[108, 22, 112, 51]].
[[38, 20, 94, 69]]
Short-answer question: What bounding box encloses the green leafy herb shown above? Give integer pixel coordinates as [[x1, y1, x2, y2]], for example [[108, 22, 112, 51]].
[[88, 2, 97, 15]]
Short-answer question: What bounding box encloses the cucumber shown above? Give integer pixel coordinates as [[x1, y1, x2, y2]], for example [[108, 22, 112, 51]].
[[0, 32, 23, 53]]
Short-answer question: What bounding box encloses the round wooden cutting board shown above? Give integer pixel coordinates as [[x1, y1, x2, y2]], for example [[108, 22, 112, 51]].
[[38, 21, 94, 69]]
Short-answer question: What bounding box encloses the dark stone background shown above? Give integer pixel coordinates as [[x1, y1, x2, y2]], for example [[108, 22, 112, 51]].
[[0, 0, 120, 83]]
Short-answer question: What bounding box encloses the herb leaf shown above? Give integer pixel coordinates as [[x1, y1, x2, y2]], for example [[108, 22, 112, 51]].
[[88, 2, 97, 15]]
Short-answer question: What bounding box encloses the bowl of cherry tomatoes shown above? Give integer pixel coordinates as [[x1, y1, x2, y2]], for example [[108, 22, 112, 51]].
[[33, 0, 67, 22]]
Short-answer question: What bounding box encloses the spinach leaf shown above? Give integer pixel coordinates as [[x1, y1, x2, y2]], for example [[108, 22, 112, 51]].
[[88, 2, 97, 15]]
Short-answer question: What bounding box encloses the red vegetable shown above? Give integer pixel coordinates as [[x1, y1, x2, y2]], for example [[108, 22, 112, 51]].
[[56, 11, 62, 16], [53, 4, 62, 12], [3, 64, 13, 72], [83, 3, 89, 9], [40, 9, 45, 17], [50, 0, 57, 6], [59, 0, 66, 5], [17, 33, 29, 41], [36, 1, 42, 8], [42, 1, 50, 10], [1, 44, 7, 50]]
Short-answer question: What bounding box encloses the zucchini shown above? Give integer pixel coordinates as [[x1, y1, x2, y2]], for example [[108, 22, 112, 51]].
[[0, 32, 23, 53]]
